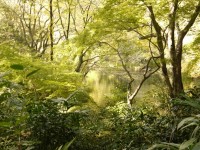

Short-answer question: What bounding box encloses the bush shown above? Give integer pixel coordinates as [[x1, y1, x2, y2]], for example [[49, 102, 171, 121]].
[[26, 100, 78, 150]]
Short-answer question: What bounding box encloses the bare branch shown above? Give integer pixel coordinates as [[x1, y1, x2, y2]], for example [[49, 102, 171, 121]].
[[127, 22, 161, 106], [132, 29, 159, 49], [71, 6, 79, 34], [127, 56, 160, 106], [98, 41, 134, 81], [139, 33, 157, 40]]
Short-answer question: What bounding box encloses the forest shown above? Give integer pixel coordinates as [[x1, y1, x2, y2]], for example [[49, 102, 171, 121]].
[[0, 0, 200, 149]]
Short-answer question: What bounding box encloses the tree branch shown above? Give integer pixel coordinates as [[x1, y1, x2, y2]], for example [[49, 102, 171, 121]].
[[98, 41, 134, 81], [182, 1, 200, 36], [127, 56, 160, 106], [147, 5, 173, 95], [168, 0, 178, 54]]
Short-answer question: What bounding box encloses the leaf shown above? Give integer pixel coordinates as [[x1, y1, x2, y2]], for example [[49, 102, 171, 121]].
[[21, 140, 39, 146], [57, 146, 63, 150], [192, 142, 200, 150], [67, 106, 82, 112], [177, 117, 196, 130], [180, 138, 196, 150], [61, 138, 76, 150], [180, 122, 198, 131], [51, 98, 67, 103], [0, 121, 12, 128], [173, 99, 200, 110], [10, 64, 24, 70], [25, 146, 35, 150], [26, 69, 40, 78], [161, 142, 180, 148], [191, 126, 200, 138], [148, 142, 180, 150], [147, 144, 168, 150]]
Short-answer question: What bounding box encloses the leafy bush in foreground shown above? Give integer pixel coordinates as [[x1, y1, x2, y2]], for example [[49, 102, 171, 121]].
[[149, 87, 200, 150]]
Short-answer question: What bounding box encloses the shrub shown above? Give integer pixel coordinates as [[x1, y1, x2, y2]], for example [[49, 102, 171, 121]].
[[26, 100, 77, 150]]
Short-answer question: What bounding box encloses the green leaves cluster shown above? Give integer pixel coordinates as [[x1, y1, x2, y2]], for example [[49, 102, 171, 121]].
[[0, 41, 90, 149]]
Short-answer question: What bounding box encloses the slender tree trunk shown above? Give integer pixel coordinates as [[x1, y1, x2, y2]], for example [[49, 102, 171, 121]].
[[66, 6, 71, 40], [147, 6, 173, 97], [57, 0, 68, 40], [168, 0, 180, 98], [50, 0, 54, 61]]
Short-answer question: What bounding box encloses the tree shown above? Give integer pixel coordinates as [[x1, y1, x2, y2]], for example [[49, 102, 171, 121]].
[[0, 0, 51, 54], [69, 0, 101, 74], [88, 0, 200, 105], [17, 0, 50, 53], [146, 0, 200, 98], [56, 0, 72, 40]]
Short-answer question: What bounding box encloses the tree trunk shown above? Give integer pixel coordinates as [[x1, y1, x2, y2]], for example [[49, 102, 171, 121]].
[[147, 1, 200, 99], [66, 6, 71, 40], [75, 52, 84, 72], [172, 42, 183, 97], [171, 1, 200, 97], [147, 6, 173, 97], [168, 0, 182, 98], [49, 0, 54, 61]]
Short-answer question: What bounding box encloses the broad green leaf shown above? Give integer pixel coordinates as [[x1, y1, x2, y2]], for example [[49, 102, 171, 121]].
[[60, 138, 76, 150], [10, 64, 24, 70], [21, 140, 40, 146], [147, 144, 168, 150], [51, 98, 67, 103], [192, 126, 200, 138], [148, 142, 180, 150], [192, 142, 200, 150], [177, 117, 196, 130], [26, 69, 40, 78], [67, 106, 82, 112], [161, 142, 180, 148], [0, 121, 12, 128], [180, 122, 198, 131], [173, 99, 200, 110], [180, 138, 196, 150], [57, 146, 63, 150]]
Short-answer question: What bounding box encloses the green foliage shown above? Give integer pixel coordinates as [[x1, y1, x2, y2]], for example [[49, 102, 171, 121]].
[[56, 138, 76, 150], [150, 87, 200, 150], [0, 72, 31, 149], [10, 64, 24, 70], [26, 100, 76, 150], [69, 100, 183, 149], [0, 42, 83, 99], [0, 0, 200, 149], [0, 69, 88, 150], [0, 42, 89, 149], [106, 78, 127, 104]]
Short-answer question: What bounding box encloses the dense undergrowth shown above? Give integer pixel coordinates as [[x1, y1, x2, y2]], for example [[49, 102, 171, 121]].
[[1, 43, 200, 150]]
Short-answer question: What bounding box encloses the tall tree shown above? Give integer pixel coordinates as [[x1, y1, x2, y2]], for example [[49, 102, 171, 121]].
[[84, 0, 200, 104], [0, 0, 51, 54], [146, 0, 200, 98], [71, 0, 100, 74]]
